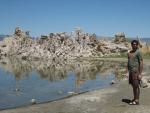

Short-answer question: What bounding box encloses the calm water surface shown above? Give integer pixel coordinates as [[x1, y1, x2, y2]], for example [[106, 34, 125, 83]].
[[0, 58, 126, 109]]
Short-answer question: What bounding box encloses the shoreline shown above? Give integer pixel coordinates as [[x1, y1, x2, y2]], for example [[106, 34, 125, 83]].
[[0, 58, 150, 113], [1, 79, 150, 113]]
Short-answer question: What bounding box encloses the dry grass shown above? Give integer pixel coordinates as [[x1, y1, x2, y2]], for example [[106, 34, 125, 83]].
[[140, 44, 150, 58]]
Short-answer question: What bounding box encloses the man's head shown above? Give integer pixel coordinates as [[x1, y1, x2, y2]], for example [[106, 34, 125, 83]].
[[131, 40, 139, 50]]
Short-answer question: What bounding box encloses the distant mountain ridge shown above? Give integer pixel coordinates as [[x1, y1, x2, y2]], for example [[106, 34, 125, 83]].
[[141, 38, 150, 44], [125, 37, 150, 44], [0, 35, 9, 40]]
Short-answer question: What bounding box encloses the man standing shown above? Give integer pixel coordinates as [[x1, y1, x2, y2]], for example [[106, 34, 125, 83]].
[[126, 40, 143, 105]]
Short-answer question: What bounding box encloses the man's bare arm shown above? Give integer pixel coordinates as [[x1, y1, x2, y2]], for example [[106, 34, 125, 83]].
[[139, 60, 143, 75], [138, 60, 143, 80]]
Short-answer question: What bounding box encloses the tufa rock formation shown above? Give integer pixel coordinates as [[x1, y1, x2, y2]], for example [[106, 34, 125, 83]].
[[0, 27, 129, 60], [114, 32, 126, 44]]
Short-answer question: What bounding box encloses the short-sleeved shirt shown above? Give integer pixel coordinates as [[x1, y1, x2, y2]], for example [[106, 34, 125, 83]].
[[128, 49, 143, 72]]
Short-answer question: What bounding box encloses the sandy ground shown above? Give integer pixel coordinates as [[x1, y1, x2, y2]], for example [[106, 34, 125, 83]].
[[0, 59, 150, 113]]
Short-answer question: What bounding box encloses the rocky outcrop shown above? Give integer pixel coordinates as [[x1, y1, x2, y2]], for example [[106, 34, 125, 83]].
[[0, 27, 129, 60], [114, 32, 126, 44]]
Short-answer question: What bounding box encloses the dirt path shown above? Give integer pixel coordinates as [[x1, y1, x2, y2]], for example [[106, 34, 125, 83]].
[[99, 81, 150, 113]]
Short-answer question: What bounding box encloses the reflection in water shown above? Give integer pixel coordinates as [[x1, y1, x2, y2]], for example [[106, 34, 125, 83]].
[[0, 58, 126, 87], [0, 57, 127, 109], [0, 57, 149, 110]]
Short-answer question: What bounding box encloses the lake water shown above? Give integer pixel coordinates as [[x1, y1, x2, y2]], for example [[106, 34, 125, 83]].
[[0, 58, 127, 110]]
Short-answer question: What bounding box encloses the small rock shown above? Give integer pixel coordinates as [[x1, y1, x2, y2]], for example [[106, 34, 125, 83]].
[[147, 78, 150, 83], [14, 88, 20, 92], [30, 99, 37, 104], [110, 80, 116, 85], [58, 90, 63, 94], [68, 91, 77, 95], [140, 81, 148, 88]]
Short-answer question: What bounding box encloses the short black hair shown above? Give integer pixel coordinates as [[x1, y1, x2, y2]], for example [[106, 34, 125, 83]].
[[131, 40, 139, 45]]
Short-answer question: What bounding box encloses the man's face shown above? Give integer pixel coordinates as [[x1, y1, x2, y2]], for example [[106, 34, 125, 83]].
[[131, 42, 138, 50]]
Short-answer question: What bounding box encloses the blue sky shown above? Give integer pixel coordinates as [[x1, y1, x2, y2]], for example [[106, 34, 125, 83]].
[[0, 0, 150, 38]]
